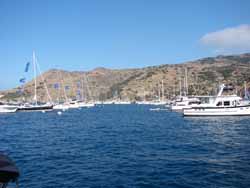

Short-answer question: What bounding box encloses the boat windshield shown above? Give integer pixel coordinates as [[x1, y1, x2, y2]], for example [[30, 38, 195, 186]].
[[216, 101, 222, 106], [188, 101, 201, 105]]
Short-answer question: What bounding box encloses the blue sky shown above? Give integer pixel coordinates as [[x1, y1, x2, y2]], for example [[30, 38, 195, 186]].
[[0, 0, 250, 90]]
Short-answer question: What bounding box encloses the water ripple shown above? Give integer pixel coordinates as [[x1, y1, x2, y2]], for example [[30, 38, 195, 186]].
[[1, 105, 250, 187]]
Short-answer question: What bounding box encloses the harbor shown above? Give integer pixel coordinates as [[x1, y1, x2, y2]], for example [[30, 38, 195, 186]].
[[1, 54, 250, 117], [1, 0, 250, 187]]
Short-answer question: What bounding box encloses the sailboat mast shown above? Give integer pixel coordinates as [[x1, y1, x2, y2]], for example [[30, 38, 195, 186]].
[[59, 71, 69, 102], [84, 74, 92, 102], [179, 77, 182, 96], [161, 80, 164, 101], [33, 51, 38, 105], [81, 74, 85, 102], [185, 67, 188, 96], [158, 82, 161, 101], [143, 87, 146, 101], [244, 81, 247, 99]]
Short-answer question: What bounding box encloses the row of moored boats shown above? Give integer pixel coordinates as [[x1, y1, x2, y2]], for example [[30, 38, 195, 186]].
[[0, 100, 95, 113], [170, 84, 250, 116]]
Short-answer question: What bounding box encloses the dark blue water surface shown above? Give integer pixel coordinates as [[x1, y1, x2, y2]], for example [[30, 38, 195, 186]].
[[1, 105, 250, 188]]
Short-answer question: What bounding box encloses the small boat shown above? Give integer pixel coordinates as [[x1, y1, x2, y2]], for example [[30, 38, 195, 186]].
[[136, 101, 151, 105], [0, 153, 20, 188], [170, 69, 201, 111], [68, 100, 81, 109], [149, 101, 166, 106], [149, 107, 161, 111], [111, 100, 131, 104], [0, 103, 18, 113], [77, 101, 95, 108], [53, 103, 70, 110], [183, 84, 250, 116], [171, 96, 201, 111]]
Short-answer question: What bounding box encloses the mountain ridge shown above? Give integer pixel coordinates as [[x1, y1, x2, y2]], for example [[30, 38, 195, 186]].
[[1, 53, 250, 102]]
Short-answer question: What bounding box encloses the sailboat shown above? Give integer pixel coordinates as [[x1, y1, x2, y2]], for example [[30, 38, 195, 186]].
[[18, 52, 53, 111], [54, 73, 94, 110], [150, 80, 167, 105], [171, 68, 200, 111], [73, 73, 95, 108], [53, 70, 70, 110]]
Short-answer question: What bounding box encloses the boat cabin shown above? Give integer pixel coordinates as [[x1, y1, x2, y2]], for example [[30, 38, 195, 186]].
[[214, 96, 242, 107]]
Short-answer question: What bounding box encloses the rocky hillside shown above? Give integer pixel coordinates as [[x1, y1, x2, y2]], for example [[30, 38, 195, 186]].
[[1, 53, 250, 102]]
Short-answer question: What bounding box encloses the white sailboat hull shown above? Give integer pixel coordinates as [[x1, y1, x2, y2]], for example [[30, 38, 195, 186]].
[[18, 104, 53, 111], [184, 105, 250, 116], [78, 102, 95, 108], [53, 104, 70, 110], [0, 105, 18, 113]]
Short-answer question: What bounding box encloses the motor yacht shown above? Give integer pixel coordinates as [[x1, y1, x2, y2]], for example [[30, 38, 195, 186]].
[[183, 84, 250, 116]]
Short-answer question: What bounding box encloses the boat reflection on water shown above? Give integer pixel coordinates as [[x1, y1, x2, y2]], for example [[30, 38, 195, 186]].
[[184, 115, 250, 146]]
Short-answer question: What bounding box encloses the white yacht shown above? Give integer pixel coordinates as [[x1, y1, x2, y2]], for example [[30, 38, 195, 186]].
[[77, 101, 95, 108], [183, 84, 250, 116], [64, 100, 95, 109], [0, 103, 18, 113], [170, 68, 201, 110], [171, 96, 201, 111], [53, 103, 70, 110]]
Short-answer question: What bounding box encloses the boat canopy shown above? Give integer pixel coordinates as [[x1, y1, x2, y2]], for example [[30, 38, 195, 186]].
[[0, 154, 19, 183]]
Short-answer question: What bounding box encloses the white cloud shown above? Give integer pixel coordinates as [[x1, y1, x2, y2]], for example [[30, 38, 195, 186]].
[[200, 24, 250, 53]]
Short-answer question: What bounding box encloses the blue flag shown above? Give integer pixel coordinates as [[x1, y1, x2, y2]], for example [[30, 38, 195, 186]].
[[19, 77, 26, 83], [77, 81, 81, 88], [54, 83, 59, 89], [16, 89, 22, 94], [24, 62, 30, 72], [17, 87, 24, 94]]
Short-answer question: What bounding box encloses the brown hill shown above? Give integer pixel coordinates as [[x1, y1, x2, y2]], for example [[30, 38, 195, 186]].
[[1, 53, 250, 102]]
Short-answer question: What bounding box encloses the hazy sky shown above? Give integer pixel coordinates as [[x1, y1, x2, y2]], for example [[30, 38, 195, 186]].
[[0, 0, 250, 89]]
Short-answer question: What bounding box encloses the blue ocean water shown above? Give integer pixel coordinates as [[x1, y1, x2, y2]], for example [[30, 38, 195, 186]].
[[1, 104, 250, 188]]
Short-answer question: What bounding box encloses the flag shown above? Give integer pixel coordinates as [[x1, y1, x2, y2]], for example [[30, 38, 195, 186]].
[[16, 87, 24, 94], [77, 81, 81, 88], [24, 62, 30, 72], [76, 90, 81, 100], [19, 77, 26, 83], [54, 83, 59, 89], [16, 89, 22, 94]]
